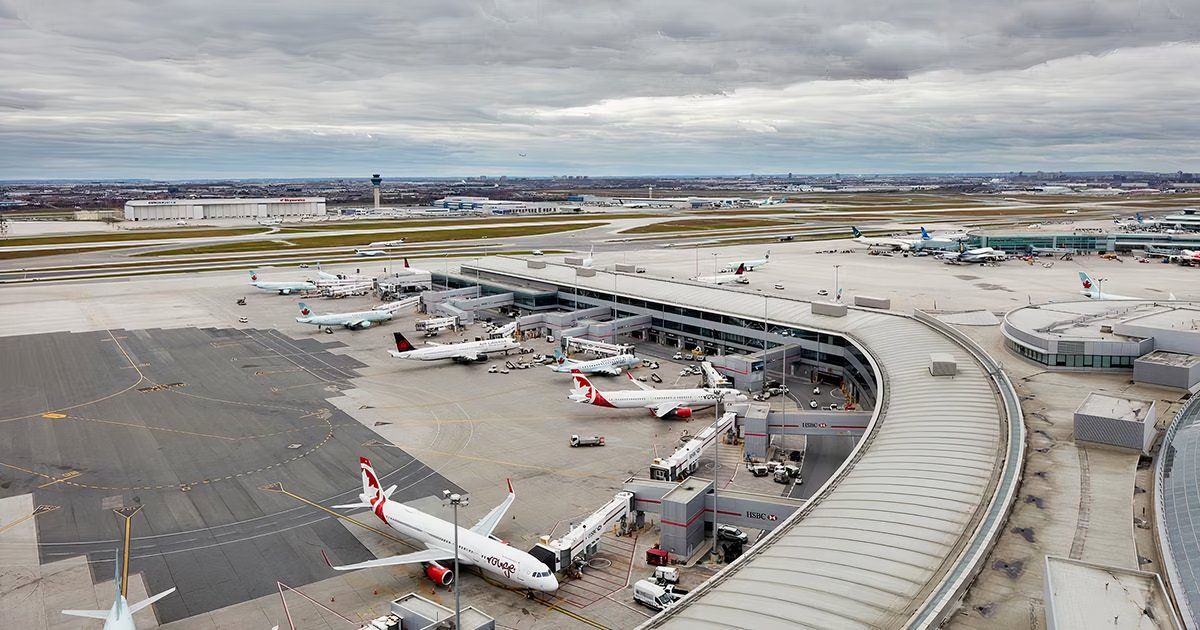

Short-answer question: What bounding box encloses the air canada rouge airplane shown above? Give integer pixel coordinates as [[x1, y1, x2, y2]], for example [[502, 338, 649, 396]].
[[568, 370, 747, 418], [322, 457, 558, 592]]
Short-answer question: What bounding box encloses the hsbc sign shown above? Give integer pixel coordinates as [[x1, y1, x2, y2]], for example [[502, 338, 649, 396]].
[[745, 511, 778, 522]]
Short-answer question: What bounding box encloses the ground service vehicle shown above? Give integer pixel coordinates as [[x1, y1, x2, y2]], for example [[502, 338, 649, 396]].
[[570, 435, 605, 447], [634, 579, 687, 611], [654, 566, 680, 584]]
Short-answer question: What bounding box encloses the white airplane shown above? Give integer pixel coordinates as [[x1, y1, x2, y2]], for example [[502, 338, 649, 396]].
[[1078, 272, 1175, 301], [296, 302, 393, 332], [62, 550, 176, 630], [401, 258, 430, 274], [568, 371, 747, 419], [549, 348, 641, 376], [940, 246, 1007, 263], [850, 226, 925, 251], [356, 248, 388, 257], [323, 457, 558, 592], [389, 331, 520, 363], [692, 263, 748, 285], [248, 271, 315, 295], [367, 239, 405, 248], [719, 252, 770, 273], [756, 196, 783, 206], [581, 245, 596, 269], [920, 226, 969, 242]]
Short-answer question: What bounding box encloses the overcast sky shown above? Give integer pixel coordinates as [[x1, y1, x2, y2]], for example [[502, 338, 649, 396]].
[[1, 1, 1198, 179]]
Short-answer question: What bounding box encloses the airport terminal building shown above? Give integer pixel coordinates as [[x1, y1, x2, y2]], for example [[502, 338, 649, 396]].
[[1003, 300, 1200, 389], [123, 197, 326, 221]]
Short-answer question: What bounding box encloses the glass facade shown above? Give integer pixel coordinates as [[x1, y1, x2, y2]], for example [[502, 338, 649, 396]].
[[1006, 339, 1136, 368]]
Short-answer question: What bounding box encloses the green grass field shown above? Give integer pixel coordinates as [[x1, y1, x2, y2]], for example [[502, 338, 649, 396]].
[[0, 245, 134, 261], [139, 222, 607, 256], [620, 218, 790, 234]]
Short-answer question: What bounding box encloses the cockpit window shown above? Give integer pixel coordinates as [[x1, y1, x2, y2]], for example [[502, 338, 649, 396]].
[[532, 570, 551, 578]]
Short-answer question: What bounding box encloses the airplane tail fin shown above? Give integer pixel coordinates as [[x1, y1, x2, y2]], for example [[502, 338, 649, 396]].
[[392, 332, 414, 353], [249, 270, 258, 281], [1078, 272, 1095, 290], [920, 227, 931, 240], [298, 302, 311, 316], [569, 369, 600, 403], [735, 263, 746, 275], [404, 258, 410, 268], [1136, 212, 1143, 223], [851, 226, 863, 238], [553, 347, 567, 365], [359, 456, 383, 504]]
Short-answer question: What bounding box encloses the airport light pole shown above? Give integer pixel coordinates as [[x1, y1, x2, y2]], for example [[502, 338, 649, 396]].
[[1097, 277, 1107, 299], [444, 491, 468, 629], [713, 398, 720, 562]]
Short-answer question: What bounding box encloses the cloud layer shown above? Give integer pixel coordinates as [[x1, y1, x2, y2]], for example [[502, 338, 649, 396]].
[[1, 0, 1197, 178]]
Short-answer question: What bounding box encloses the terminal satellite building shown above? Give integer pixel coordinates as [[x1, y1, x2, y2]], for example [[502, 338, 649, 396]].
[[1003, 301, 1200, 390], [123, 197, 326, 221]]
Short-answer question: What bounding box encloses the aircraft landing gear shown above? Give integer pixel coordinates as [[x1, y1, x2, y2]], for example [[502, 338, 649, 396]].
[[324, 327, 334, 334]]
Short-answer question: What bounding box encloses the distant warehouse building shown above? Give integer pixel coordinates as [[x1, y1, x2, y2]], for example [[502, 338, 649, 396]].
[[123, 197, 326, 221]]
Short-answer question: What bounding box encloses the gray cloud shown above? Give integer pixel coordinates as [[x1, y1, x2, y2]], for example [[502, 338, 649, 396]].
[[0, 0, 1198, 177]]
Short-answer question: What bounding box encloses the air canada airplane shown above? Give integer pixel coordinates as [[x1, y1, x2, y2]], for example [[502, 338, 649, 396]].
[[323, 457, 558, 592], [389, 331, 520, 363], [549, 348, 641, 375], [569, 370, 747, 418], [62, 550, 176, 629], [248, 270, 315, 295], [1078, 272, 1175, 301], [295, 302, 393, 332], [693, 263, 748, 285]]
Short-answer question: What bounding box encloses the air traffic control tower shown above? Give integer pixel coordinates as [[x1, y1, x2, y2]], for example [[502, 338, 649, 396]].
[[371, 173, 382, 208]]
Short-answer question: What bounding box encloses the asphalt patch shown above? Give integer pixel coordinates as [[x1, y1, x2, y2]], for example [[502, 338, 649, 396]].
[[0, 327, 461, 623]]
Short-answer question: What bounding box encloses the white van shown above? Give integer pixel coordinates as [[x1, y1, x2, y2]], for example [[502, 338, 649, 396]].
[[634, 579, 685, 611]]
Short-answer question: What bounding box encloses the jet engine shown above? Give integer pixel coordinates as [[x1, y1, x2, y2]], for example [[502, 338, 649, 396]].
[[353, 321, 373, 330], [424, 561, 454, 586], [673, 407, 693, 419]]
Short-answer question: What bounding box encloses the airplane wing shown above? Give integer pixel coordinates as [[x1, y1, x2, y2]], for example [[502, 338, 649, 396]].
[[471, 479, 515, 537], [323, 547, 454, 572], [650, 402, 683, 418], [626, 372, 654, 391], [347, 319, 368, 329]]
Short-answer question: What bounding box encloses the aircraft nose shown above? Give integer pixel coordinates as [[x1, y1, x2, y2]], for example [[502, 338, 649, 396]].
[[544, 575, 560, 591]]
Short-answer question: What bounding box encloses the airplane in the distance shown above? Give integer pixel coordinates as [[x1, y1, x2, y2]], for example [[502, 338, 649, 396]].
[[940, 246, 1007, 263], [692, 263, 748, 285], [1078, 272, 1176, 301], [549, 348, 641, 375], [850, 226, 926, 251], [389, 331, 520, 363], [296, 302, 393, 333], [719, 252, 770, 273], [323, 457, 558, 592], [62, 549, 176, 629], [569, 371, 747, 418], [248, 271, 315, 295], [355, 248, 388, 257]]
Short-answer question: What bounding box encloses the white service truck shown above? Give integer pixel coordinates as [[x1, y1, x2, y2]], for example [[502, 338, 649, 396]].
[[634, 579, 688, 611]]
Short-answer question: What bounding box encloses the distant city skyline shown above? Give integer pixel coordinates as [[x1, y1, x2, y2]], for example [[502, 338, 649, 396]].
[[2, 1, 1198, 179]]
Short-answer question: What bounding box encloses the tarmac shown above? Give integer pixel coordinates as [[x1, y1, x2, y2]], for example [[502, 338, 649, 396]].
[[0, 225, 1196, 628]]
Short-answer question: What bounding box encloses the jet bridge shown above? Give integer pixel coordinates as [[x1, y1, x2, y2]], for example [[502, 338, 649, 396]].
[[650, 412, 737, 481], [563, 336, 635, 357], [529, 492, 635, 572]]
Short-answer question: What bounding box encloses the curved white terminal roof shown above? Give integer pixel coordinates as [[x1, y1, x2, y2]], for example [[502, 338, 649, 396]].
[[465, 257, 1019, 630]]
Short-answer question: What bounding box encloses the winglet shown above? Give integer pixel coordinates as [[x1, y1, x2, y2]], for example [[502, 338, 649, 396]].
[[320, 549, 333, 568], [506, 478, 513, 494]]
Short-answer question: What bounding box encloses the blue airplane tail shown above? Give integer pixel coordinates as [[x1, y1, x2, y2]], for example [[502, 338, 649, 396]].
[[920, 227, 931, 240]]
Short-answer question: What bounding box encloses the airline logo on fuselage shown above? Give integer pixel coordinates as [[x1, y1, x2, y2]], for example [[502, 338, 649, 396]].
[[484, 555, 517, 578]]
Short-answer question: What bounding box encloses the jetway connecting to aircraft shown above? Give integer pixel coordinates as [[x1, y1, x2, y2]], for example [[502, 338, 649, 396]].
[[530, 492, 636, 573], [420, 285, 515, 324], [562, 335, 635, 357], [650, 412, 737, 481]]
